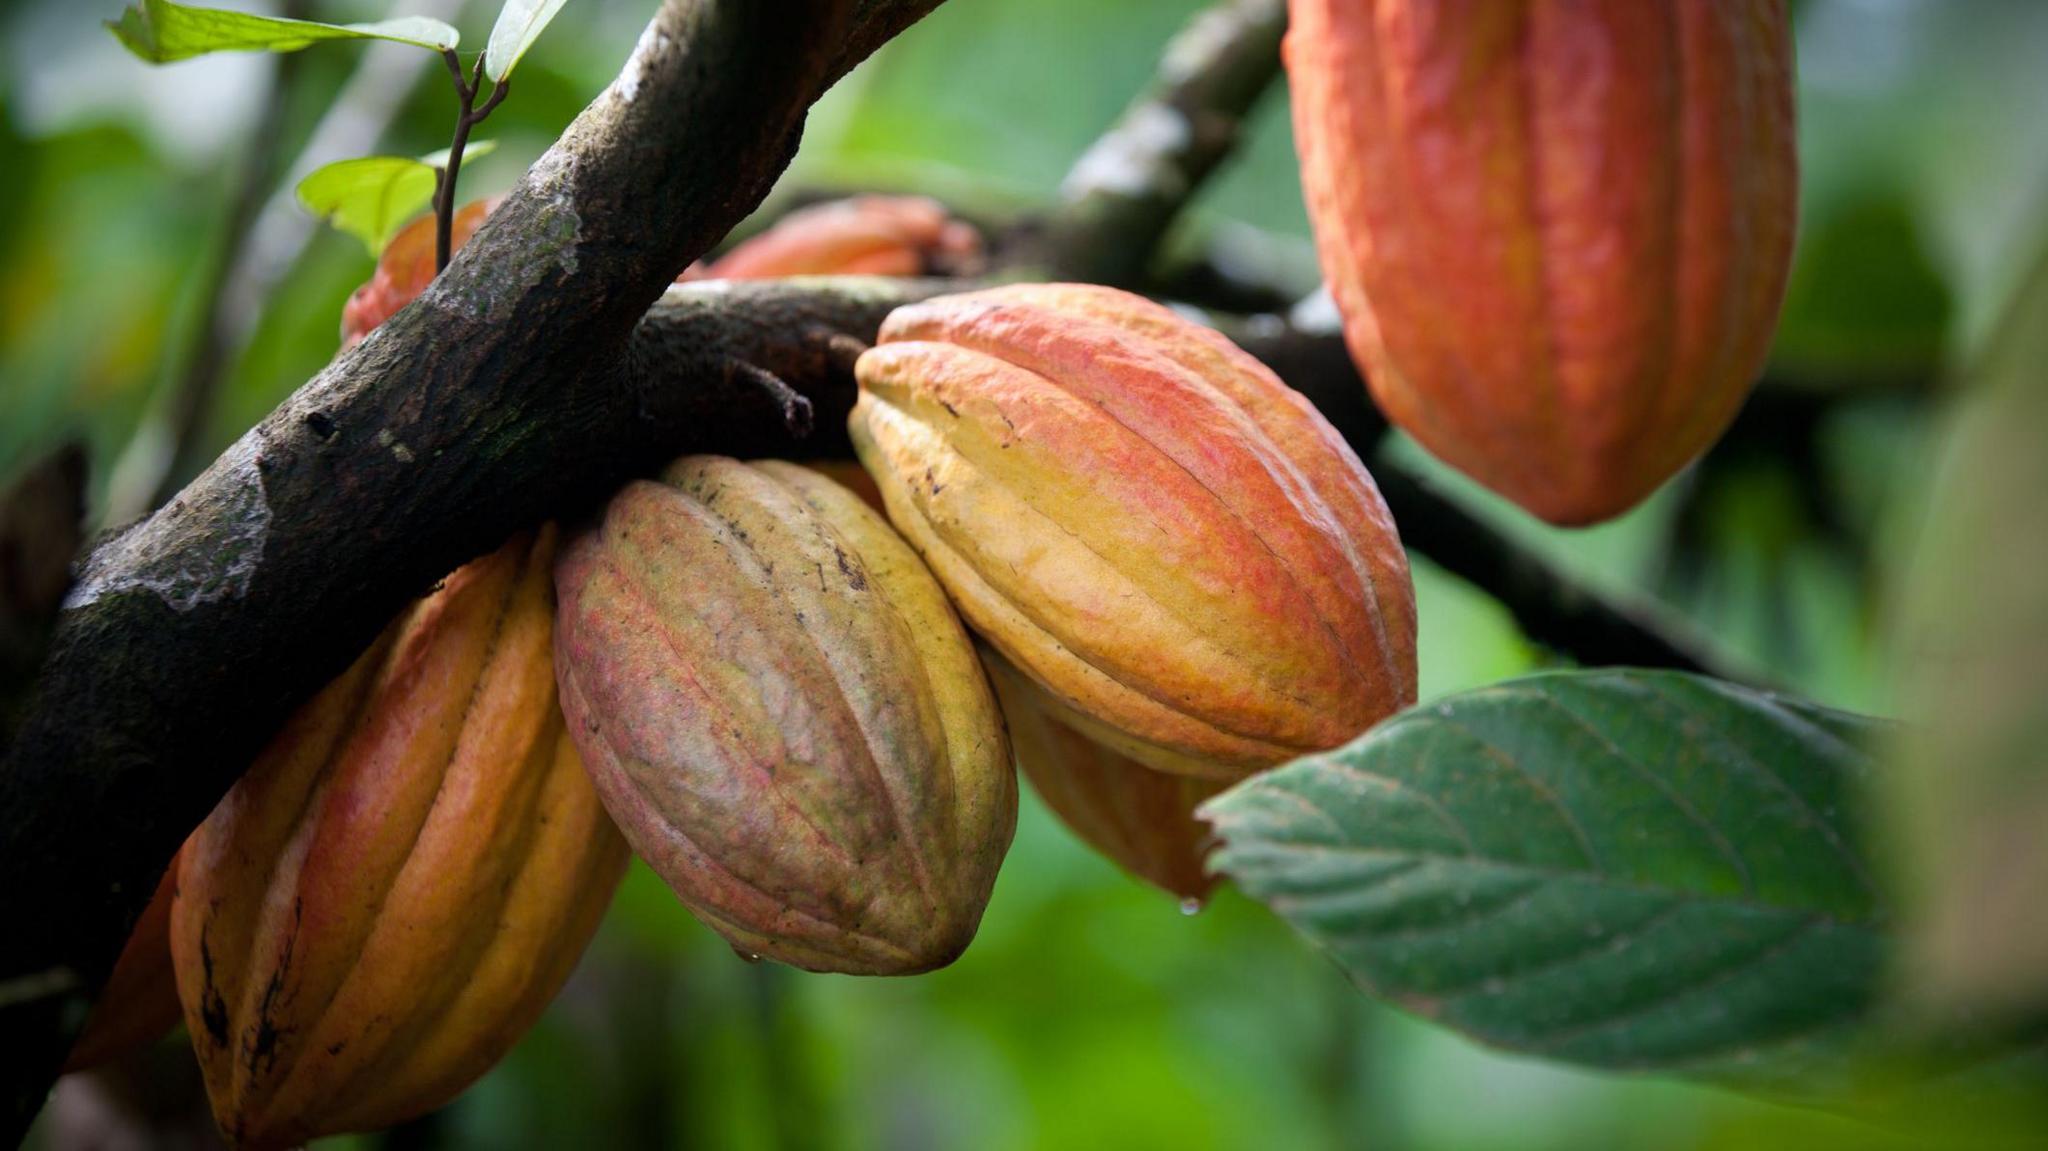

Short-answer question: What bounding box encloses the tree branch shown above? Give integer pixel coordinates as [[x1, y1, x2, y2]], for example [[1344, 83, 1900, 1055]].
[[1229, 322, 1764, 684], [104, 0, 479, 523], [1040, 0, 1286, 284], [0, 1, 943, 1133]]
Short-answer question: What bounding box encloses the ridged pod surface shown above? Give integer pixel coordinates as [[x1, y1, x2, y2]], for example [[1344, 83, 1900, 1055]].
[[62, 850, 183, 1073], [1287, 0, 1798, 524], [680, 195, 983, 281], [851, 283, 1417, 780], [986, 653, 1221, 902], [553, 458, 1016, 975], [171, 529, 628, 1150]]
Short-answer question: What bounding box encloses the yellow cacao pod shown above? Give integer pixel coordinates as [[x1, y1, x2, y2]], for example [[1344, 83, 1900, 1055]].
[[62, 849, 182, 1073], [986, 653, 1221, 902], [851, 283, 1417, 780], [553, 458, 1016, 975], [1286, 0, 1798, 525], [171, 529, 628, 1150]]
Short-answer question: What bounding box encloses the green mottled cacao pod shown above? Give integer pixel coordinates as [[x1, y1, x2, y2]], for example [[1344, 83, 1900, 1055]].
[[553, 458, 1017, 975]]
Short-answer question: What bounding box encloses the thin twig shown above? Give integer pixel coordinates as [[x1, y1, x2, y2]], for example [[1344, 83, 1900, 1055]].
[[435, 50, 510, 272], [1226, 319, 1764, 685]]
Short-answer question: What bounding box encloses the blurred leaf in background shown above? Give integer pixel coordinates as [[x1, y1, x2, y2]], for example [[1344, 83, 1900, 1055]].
[[1887, 240, 2048, 1019]]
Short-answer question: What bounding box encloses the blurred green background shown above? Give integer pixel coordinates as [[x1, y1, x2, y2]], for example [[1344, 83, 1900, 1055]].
[[8, 1, 2048, 1148]]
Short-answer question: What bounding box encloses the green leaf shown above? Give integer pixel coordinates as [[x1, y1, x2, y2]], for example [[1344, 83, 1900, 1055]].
[[484, 0, 570, 83], [294, 142, 498, 256], [415, 138, 498, 173], [1888, 243, 2048, 1015], [107, 0, 457, 64], [296, 157, 437, 256], [1206, 670, 1921, 1094]]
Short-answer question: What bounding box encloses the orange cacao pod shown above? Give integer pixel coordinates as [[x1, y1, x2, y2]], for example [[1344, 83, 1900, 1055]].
[[171, 529, 628, 1150], [339, 197, 501, 349], [851, 283, 1417, 780], [62, 850, 183, 1073], [553, 458, 1016, 975], [986, 653, 1221, 902], [1286, 0, 1798, 525], [680, 195, 982, 282]]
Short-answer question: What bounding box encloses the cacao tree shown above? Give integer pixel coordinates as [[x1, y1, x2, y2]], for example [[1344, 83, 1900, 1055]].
[[2, 0, 2044, 1146]]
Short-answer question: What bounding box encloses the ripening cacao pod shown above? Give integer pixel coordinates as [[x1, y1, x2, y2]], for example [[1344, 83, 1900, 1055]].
[[800, 459, 887, 514], [679, 195, 983, 282], [339, 197, 501, 348], [62, 850, 183, 1073], [171, 529, 628, 1150], [1286, 0, 1799, 525], [985, 653, 1221, 902], [850, 283, 1417, 781], [553, 458, 1016, 975]]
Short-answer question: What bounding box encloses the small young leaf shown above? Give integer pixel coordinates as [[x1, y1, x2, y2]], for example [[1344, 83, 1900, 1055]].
[[297, 142, 499, 255], [416, 138, 498, 172], [108, 0, 458, 64], [1204, 670, 2034, 1096], [296, 157, 439, 256], [484, 0, 570, 83]]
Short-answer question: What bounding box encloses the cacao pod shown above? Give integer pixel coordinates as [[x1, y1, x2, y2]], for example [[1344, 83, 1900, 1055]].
[[339, 197, 500, 349], [171, 528, 628, 1150], [985, 653, 1221, 902], [800, 459, 887, 515], [1286, 0, 1798, 525], [850, 283, 1417, 780], [62, 850, 182, 1073], [679, 195, 983, 282], [553, 458, 1016, 975]]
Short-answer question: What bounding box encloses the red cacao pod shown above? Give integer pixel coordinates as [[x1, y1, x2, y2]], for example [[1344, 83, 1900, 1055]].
[[851, 283, 1417, 780], [553, 458, 1017, 975], [61, 850, 183, 1073], [679, 195, 983, 282], [986, 653, 1221, 902], [1286, 0, 1798, 525], [171, 529, 628, 1150], [339, 197, 501, 349]]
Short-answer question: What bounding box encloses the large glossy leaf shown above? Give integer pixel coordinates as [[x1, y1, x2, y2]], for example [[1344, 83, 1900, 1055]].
[[295, 142, 497, 255], [107, 0, 457, 64], [485, 0, 571, 83], [1206, 670, 1909, 1093]]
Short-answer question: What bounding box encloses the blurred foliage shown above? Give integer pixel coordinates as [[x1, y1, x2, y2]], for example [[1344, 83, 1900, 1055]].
[[1888, 243, 2048, 1018], [6, 0, 2047, 1148]]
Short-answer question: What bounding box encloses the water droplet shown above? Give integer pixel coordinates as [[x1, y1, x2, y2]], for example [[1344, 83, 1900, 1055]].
[[1179, 897, 1204, 917], [733, 948, 764, 964]]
